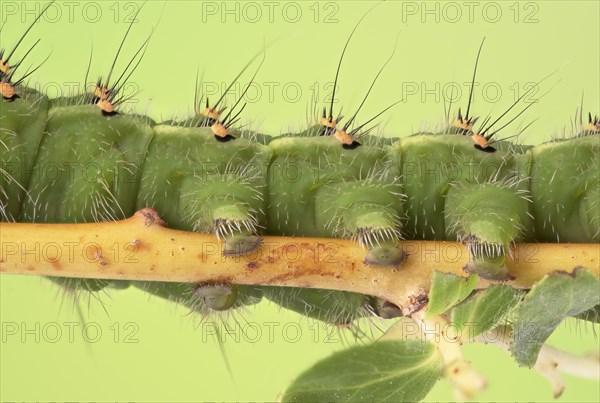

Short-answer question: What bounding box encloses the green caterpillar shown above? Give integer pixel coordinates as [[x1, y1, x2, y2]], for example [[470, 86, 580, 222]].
[[1, 2, 599, 402], [1, 1, 598, 326]]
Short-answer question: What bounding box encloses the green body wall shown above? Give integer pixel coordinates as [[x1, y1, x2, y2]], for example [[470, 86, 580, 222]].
[[136, 125, 272, 233], [2, 89, 598, 242], [266, 134, 402, 238], [393, 135, 533, 241]]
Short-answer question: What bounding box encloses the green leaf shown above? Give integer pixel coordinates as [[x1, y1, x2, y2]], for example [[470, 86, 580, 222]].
[[573, 304, 600, 323], [451, 285, 524, 339], [282, 340, 442, 403], [426, 271, 478, 318], [511, 268, 600, 367]]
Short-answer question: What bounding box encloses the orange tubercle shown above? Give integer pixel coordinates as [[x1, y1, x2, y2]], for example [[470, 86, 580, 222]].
[[202, 107, 221, 120], [91, 85, 110, 99], [97, 99, 114, 114], [320, 116, 337, 129], [334, 130, 354, 145], [587, 118, 600, 133], [0, 60, 10, 75], [453, 118, 475, 132], [471, 133, 489, 148], [211, 122, 229, 137], [1, 82, 15, 99]]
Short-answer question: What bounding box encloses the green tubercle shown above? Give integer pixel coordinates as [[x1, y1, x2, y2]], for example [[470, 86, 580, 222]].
[[445, 182, 531, 280]]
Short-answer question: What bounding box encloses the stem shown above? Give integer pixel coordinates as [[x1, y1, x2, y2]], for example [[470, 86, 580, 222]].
[[399, 310, 487, 399], [1, 209, 599, 312]]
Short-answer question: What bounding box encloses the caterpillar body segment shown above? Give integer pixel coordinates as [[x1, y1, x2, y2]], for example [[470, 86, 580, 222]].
[[444, 179, 532, 280], [393, 125, 538, 279], [19, 104, 155, 224], [530, 135, 599, 243], [393, 135, 528, 236], [0, 87, 49, 222], [265, 134, 405, 266], [136, 124, 271, 256]]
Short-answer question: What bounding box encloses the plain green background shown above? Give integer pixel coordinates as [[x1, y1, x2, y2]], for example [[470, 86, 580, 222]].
[[1, 0, 599, 401]]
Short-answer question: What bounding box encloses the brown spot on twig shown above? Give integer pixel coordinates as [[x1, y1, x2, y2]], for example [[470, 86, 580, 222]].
[[265, 268, 334, 285], [402, 290, 429, 316], [246, 262, 259, 270], [135, 208, 165, 227]]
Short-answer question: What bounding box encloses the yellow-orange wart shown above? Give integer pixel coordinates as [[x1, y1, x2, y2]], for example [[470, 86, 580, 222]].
[[334, 129, 354, 145], [91, 84, 110, 100], [202, 106, 222, 121], [211, 122, 229, 138], [452, 117, 476, 133], [471, 133, 489, 149], [0, 60, 10, 76], [1, 81, 15, 99], [89, 84, 115, 113], [320, 116, 338, 129], [97, 99, 115, 114], [587, 115, 600, 133]]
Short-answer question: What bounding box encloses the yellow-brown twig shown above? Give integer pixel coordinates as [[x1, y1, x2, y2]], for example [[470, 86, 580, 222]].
[[1, 209, 598, 312]]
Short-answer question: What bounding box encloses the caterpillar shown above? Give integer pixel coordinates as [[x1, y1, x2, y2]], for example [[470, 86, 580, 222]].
[[1, 1, 598, 402]]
